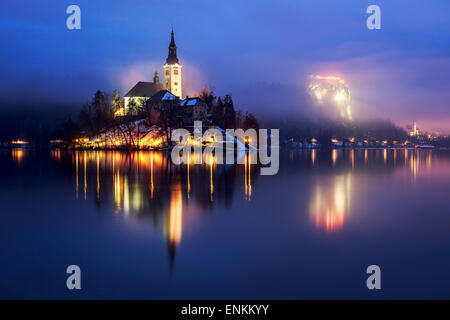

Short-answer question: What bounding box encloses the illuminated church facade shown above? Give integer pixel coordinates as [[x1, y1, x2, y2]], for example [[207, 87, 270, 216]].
[[163, 29, 182, 98]]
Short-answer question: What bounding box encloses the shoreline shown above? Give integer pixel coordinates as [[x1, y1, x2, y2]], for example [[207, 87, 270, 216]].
[[3, 145, 450, 151]]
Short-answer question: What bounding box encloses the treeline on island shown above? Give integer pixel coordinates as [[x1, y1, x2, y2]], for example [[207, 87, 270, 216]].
[[261, 116, 410, 147], [199, 87, 259, 131], [261, 116, 409, 141], [56, 87, 260, 149]]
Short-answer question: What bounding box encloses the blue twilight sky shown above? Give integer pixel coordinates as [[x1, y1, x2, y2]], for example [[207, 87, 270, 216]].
[[0, 0, 449, 133]]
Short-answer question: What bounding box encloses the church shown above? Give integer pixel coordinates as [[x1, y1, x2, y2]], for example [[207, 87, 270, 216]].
[[122, 28, 183, 114]]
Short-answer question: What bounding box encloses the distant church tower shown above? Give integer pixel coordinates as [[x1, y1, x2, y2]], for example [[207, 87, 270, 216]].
[[163, 28, 182, 98], [153, 71, 160, 86]]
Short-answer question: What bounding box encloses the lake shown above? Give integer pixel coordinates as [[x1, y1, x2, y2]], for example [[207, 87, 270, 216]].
[[1, 148, 449, 299]]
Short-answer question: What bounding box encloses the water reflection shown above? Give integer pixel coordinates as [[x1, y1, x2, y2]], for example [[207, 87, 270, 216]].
[[309, 173, 352, 232], [3, 147, 450, 298], [49, 148, 449, 265], [11, 149, 24, 165], [281, 148, 447, 232], [75, 151, 79, 199], [83, 151, 87, 200], [332, 149, 338, 166], [51, 149, 61, 161], [69, 150, 444, 212], [69, 150, 258, 267], [311, 149, 316, 166], [245, 153, 252, 201], [167, 187, 183, 268], [410, 149, 420, 182]]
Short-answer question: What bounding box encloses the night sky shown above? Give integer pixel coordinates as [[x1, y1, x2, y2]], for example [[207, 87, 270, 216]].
[[1, 0, 449, 133]]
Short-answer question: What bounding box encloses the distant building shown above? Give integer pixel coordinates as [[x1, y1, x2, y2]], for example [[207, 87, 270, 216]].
[[177, 97, 208, 126], [146, 90, 208, 127], [147, 90, 179, 124], [409, 121, 420, 137], [123, 73, 163, 114]]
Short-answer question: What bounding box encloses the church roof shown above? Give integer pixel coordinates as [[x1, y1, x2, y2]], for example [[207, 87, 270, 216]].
[[180, 97, 203, 106], [124, 81, 162, 98], [148, 90, 178, 103]]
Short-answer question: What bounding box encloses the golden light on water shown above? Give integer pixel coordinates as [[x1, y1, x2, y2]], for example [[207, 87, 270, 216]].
[[96, 152, 100, 201], [12, 149, 24, 164], [350, 149, 355, 169], [150, 153, 154, 200], [168, 188, 183, 246], [410, 149, 419, 183], [51, 150, 61, 161], [245, 153, 252, 201], [310, 174, 352, 232], [123, 176, 130, 214], [426, 151, 432, 168], [83, 151, 87, 200], [75, 151, 79, 199], [332, 149, 338, 165], [210, 154, 214, 202]]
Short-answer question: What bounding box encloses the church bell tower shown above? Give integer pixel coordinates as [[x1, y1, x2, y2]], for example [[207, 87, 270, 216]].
[[163, 28, 182, 98]]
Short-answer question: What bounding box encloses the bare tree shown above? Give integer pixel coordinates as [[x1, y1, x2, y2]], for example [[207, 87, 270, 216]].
[[159, 100, 178, 146]]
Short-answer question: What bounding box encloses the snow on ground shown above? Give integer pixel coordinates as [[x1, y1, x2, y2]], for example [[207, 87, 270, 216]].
[[88, 119, 166, 149]]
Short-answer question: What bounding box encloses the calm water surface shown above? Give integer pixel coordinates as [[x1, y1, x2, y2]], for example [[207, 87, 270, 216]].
[[1, 148, 450, 299]]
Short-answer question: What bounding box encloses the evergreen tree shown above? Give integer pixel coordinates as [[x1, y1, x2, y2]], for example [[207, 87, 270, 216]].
[[223, 94, 236, 129], [61, 115, 79, 143], [127, 99, 138, 116], [235, 110, 243, 128], [91, 90, 113, 132], [199, 86, 216, 113], [243, 111, 259, 131], [112, 89, 121, 112], [78, 101, 95, 135], [212, 97, 225, 128]]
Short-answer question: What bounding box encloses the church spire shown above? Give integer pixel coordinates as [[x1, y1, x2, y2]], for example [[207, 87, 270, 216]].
[[166, 27, 179, 65], [170, 27, 175, 46]]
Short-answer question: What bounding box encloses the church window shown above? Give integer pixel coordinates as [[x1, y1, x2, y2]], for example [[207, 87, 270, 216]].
[[165, 70, 169, 75], [174, 69, 178, 75]]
